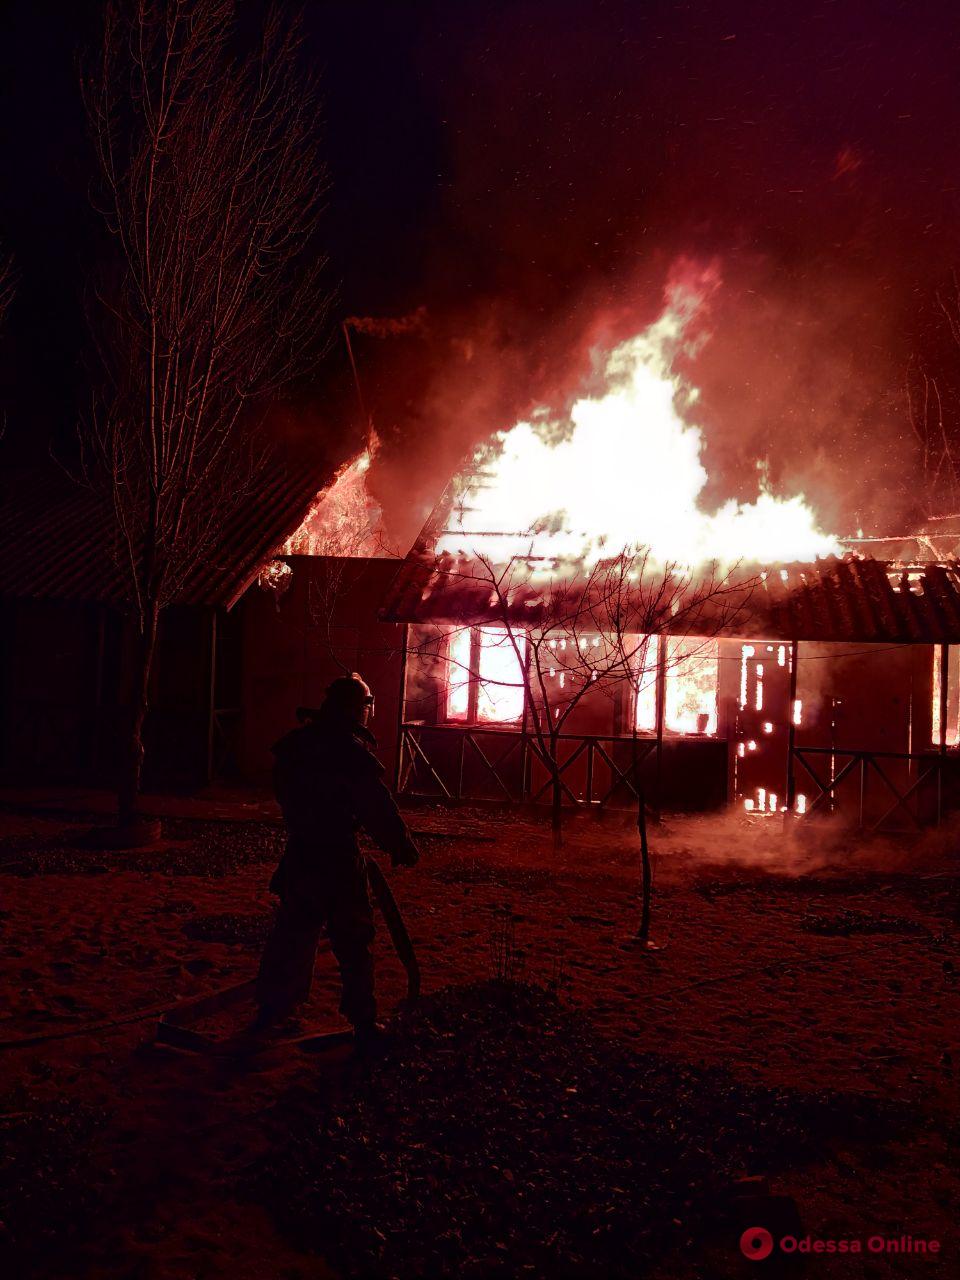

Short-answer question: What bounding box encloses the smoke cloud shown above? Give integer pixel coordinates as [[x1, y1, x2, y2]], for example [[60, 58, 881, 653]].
[[315, 0, 960, 555]]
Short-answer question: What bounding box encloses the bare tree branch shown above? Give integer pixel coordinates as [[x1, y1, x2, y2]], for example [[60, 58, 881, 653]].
[[416, 546, 758, 844], [78, 0, 333, 822], [908, 272, 960, 532]]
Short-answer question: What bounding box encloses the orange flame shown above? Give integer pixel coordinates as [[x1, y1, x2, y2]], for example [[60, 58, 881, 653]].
[[438, 274, 840, 569], [282, 435, 383, 557]]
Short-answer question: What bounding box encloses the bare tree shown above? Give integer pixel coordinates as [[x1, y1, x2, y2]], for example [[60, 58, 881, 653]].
[[906, 355, 959, 550], [417, 550, 757, 952], [635, 795, 654, 948], [80, 0, 331, 827], [430, 548, 756, 847], [906, 271, 960, 553]]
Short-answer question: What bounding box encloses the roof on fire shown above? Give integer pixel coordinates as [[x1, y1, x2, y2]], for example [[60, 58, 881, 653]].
[[379, 543, 960, 645], [375, 478, 960, 642], [0, 450, 343, 610]]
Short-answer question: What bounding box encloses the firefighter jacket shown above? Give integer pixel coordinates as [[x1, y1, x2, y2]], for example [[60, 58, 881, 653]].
[[269, 708, 419, 895]]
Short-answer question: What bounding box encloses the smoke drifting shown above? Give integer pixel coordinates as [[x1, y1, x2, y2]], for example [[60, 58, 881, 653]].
[[324, 0, 960, 554], [2, 0, 958, 538], [361, 252, 914, 553], [662, 808, 960, 879], [345, 308, 428, 339]]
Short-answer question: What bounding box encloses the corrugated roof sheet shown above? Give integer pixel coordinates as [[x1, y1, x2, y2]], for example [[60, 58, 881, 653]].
[[380, 547, 960, 643], [0, 450, 342, 609]]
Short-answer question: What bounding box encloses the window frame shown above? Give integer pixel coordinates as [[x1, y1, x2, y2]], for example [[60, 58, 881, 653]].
[[443, 625, 527, 727], [631, 632, 721, 738]]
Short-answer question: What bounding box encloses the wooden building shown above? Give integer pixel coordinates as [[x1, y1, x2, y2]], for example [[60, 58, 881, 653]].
[[0, 464, 405, 792], [380, 504, 960, 830]]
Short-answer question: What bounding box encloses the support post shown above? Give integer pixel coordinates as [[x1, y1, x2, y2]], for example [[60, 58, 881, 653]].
[[205, 608, 218, 785], [520, 638, 532, 801], [392, 623, 409, 793], [654, 635, 667, 821], [784, 638, 799, 819], [636, 788, 652, 945], [938, 642, 948, 824]]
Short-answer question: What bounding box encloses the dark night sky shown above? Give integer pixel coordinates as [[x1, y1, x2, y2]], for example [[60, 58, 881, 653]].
[[2, 1, 960, 542]]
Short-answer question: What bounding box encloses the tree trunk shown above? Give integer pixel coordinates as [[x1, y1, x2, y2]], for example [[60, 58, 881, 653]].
[[637, 792, 652, 944], [550, 733, 563, 849], [118, 598, 159, 826]]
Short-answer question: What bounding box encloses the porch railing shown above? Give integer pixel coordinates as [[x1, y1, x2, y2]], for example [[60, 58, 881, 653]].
[[791, 745, 947, 831], [399, 723, 955, 827], [397, 723, 658, 809]]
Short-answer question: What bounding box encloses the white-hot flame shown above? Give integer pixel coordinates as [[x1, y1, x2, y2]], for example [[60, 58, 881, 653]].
[[438, 278, 840, 568]]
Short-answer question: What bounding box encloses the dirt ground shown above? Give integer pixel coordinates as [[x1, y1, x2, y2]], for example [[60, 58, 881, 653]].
[[1, 795, 958, 1278]]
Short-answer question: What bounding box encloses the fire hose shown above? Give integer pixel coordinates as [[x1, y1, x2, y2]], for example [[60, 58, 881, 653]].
[[364, 854, 421, 1000]]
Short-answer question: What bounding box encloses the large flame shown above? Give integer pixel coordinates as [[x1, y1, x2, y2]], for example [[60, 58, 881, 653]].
[[282, 434, 383, 557], [438, 276, 840, 569]]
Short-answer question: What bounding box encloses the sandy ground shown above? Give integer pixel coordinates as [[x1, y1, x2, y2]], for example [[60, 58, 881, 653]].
[[1, 797, 958, 1277]]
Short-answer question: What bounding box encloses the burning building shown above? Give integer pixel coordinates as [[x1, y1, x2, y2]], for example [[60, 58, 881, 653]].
[[379, 280, 960, 829], [3, 276, 960, 831], [384, 548, 960, 828]]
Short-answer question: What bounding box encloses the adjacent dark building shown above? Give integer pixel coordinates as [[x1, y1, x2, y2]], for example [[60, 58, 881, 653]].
[[0, 462, 405, 793]]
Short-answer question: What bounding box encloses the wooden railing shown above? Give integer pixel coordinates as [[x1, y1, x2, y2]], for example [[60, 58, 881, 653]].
[[791, 745, 946, 831], [397, 723, 658, 809], [399, 724, 954, 828]]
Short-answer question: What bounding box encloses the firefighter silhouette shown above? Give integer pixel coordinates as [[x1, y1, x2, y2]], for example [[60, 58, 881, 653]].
[[255, 674, 420, 1046]]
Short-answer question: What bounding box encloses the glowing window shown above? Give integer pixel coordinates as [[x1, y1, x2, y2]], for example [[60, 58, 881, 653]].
[[666, 637, 719, 735], [445, 628, 472, 721], [633, 635, 659, 732], [633, 634, 719, 735], [932, 646, 960, 746], [477, 627, 526, 723], [445, 626, 526, 724]]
